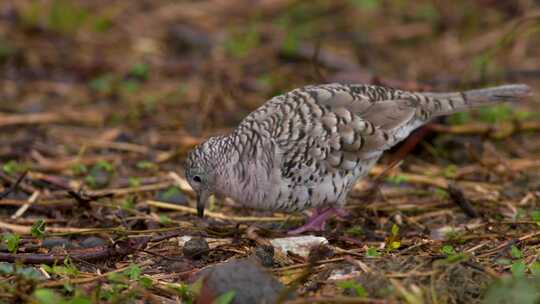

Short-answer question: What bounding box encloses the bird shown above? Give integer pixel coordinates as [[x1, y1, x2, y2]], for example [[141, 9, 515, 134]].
[[185, 83, 531, 234]]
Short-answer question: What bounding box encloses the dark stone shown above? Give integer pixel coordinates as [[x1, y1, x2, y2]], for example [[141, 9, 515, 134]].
[[196, 258, 292, 304], [253, 245, 274, 267], [80, 237, 107, 248], [42, 237, 77, 249], [183, 237, 209, 259], [308, 244, 335, 263]]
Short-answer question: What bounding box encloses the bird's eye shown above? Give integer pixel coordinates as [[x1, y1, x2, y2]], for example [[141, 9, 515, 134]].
[[192, 175, 202, 183]]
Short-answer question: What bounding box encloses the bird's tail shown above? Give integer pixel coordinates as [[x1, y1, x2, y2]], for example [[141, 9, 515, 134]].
[[421, 84, 532, 117]]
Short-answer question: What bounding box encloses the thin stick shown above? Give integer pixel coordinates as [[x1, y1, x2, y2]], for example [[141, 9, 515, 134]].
[[145, 200, 301, 222]]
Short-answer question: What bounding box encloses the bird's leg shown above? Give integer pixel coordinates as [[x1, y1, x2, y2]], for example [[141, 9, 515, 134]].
[[287, 207, 348, 235]]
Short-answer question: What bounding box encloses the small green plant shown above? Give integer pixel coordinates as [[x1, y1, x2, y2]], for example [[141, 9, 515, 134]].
[[478, 105, 513, 124], [345, 225, 363, 237], [89, 73, 115, 94], [2, 160, 27, 175], [508, 245, 526, 277], [366, 246, 380, 257], [136, 161, 157, 171], [168, 279, 203, 304], [31, 219, 46, 239], [443, 164, 458, 179], [159, 214, 173, 225], [386, 174, 409, 185], [385, 224, 401, 252], [530, 211, 540, 226], [42, 258, 80, 278], [434, 188, 449, 199], [129, 63, 149, 81], [440, 244, 456, 256], [128, 177, 141, 187], [224, 24, 261, 58], [33, 288, 62, 304], [214, 291, 236, 304], [349, 0, 379, 10], [337, 280, 367, 297], [70, 163, 88, 175], [439, 244, 468, 263], [448, 112, 472, 125], [121, 196, 136, 210], [3, 233, 20, 253]]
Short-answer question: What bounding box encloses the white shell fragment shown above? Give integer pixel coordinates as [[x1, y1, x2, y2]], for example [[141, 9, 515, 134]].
[[270, 236, 329, 258]]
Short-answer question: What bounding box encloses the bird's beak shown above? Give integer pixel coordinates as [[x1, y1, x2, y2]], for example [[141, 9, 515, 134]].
[[197, 190, 210, 218]]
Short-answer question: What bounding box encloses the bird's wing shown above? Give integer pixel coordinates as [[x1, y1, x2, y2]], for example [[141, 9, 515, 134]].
[[254, 83, 420, 174]]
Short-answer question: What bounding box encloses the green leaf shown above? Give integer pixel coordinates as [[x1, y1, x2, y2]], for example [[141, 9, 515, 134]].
[[95, 160, 114, 172], [213, 290, 236, 304], [122, 196, 136, 210], [128, 177, 141, 187], [349, 0, 379, 10], [136, 161, 157, 171], [70, 163, 88, 175], [139, 276, 153, 288], [511, 261, 526, 277], [159, 214, 172, 225], [3, 233, 20, 253], [479, 105, 513, 123], [443, 164, 458, 179], [531, 210, 540, 222], [388, 241, 401, 251], [448, 112, 471, 125], [31, 219, 46, 239], [121, 80, 140, 93], [89, 73, 114, 93], [337, 280, 367, 297], [124, 264, 141, 280], [2, 160, 27, 175], [366, 246, 380, 257], [391, 224, 399, 236], [224, 24, 261, 58], [129, 63, 149, 80], [530, 261, 540, 277], [434, 188, 449, 199], [345, 226, 363, 237], [496, 258, 512, 265], [441, 245, 456, 256], [510, 245, 522, 259], [33, 288, 62, 304], [386, 174, 408, 184]]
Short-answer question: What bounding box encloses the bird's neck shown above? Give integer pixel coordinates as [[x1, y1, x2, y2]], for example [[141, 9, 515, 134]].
[[211, 132, 274, 208]]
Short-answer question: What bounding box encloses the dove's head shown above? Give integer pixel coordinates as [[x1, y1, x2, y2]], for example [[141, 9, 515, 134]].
[[185, 136, 227, 218]]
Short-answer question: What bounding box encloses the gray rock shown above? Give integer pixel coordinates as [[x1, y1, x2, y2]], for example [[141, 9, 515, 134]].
[[196, 258, 291, 304], [183, 237, 209, 259]]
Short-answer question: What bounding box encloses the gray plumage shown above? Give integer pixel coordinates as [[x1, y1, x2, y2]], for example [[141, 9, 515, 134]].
[[185, 83, 531, 216]]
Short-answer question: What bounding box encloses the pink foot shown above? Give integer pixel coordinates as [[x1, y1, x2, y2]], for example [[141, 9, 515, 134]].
[[287, 207, 349, 235]]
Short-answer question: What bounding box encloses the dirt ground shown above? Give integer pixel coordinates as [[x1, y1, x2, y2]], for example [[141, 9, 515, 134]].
[[1, 1, 540, 303]]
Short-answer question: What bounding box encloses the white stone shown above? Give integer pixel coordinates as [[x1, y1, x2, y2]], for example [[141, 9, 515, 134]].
[[270, 236, 328, 258]]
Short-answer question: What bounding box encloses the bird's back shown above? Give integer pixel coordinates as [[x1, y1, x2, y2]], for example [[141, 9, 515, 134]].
[[227, 83, 530, 211]]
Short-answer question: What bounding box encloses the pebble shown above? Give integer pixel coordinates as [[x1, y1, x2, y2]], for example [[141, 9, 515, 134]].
[[195, 258, 291, 304], [183, 237, 209, 259], [270, 236, 329, 258], [80, 237, 107, 248], [42, 237, 77, 249]]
